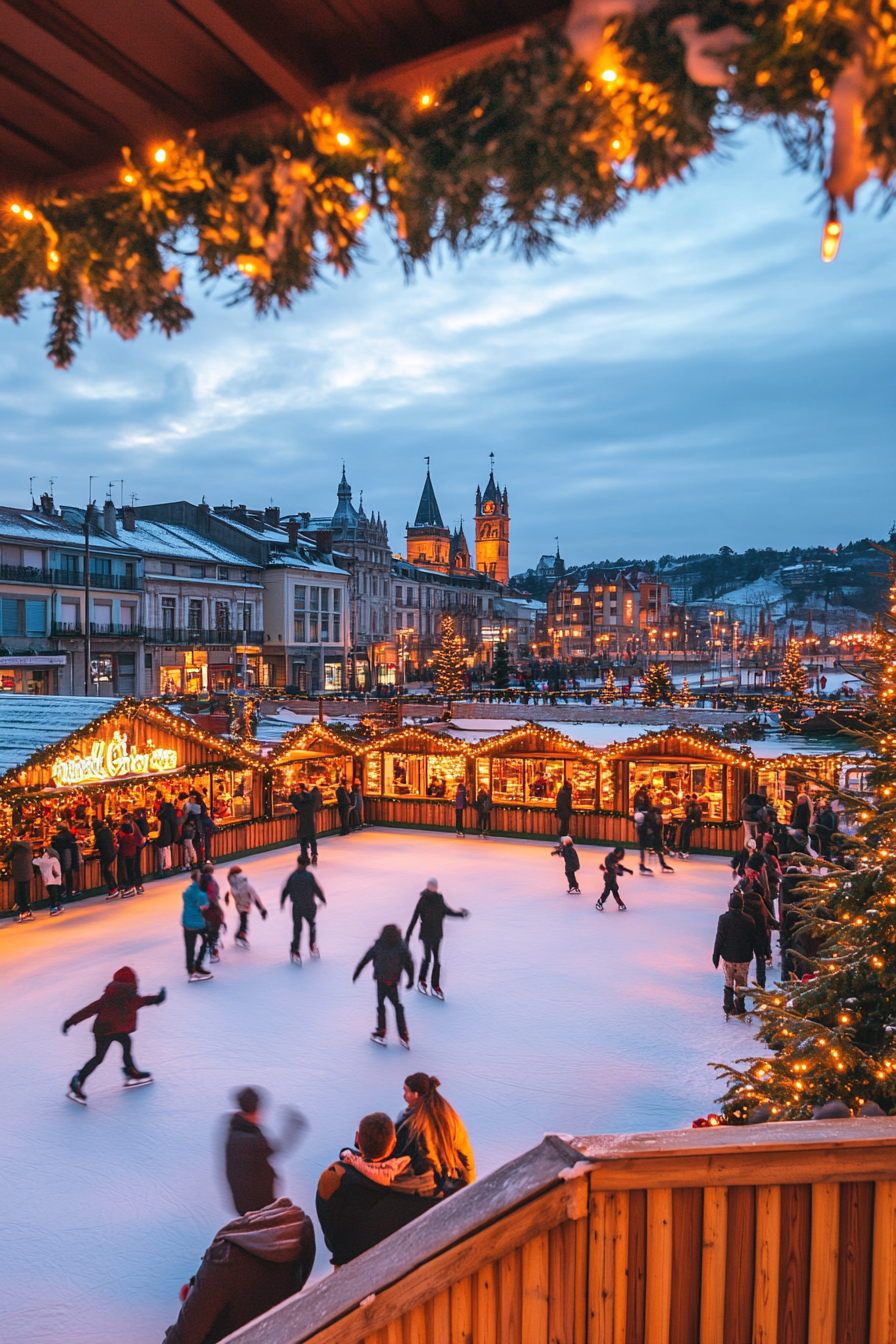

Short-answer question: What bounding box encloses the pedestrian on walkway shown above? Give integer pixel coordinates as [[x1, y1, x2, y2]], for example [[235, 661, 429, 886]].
[[405, 879, 469, 999], [454, 781, 467, 837], [280, 855, 326, 965], [595, 846, 632, 910], [353, 925, 414, 1048]]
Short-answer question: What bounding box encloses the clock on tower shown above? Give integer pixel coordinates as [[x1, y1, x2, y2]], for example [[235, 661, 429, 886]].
[[474, 456, 509, 586]]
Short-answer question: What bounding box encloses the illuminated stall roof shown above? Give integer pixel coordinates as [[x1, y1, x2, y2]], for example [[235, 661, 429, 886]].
[[362, 726, 468, 757], [270, 721, 362, 764], [602, 728, 754, 769], [0, 696, 256, 795], [471, 724, 601, 761]]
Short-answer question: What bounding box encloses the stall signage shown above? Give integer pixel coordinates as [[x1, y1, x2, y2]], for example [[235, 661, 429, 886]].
[[50, 732, 179, 786]]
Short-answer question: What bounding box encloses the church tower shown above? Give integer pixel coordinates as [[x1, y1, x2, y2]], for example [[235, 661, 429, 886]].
[[406, 463, 450, 573], [474, 455, 509, 585]]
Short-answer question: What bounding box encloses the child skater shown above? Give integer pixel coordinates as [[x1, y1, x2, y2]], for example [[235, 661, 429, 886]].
[[200, 864, 226, 964], [596, 846, 633, 911], [63, 966, 166, 1104], [226, 866, 267, 948], [352, 924, 414, 1048], [551, 835, 581, 893]]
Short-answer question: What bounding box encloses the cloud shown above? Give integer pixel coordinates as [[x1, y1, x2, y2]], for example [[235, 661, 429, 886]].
[[0, 126, 893, 565]]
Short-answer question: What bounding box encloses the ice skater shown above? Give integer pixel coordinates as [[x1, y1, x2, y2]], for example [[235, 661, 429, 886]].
[[182, 870, 213, 982], [63, 966, 166, 1103], [551, 835, 581, 893], [595, 846, 632, 910], [200, 865, 226, 964], [35, 844, 64, 916], [224, 1086, 308, 1215], [226, 866, 267, 948], [353, 924, 414, 1048], [405, 879, 469, 999], [280, 854, 326, 965]]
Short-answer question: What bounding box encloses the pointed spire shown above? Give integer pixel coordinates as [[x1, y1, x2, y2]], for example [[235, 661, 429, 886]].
[[414, 467, 444, 528]]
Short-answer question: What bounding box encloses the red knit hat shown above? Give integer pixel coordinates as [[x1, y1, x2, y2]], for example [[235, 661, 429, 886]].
[[113, 966, 136, 983]]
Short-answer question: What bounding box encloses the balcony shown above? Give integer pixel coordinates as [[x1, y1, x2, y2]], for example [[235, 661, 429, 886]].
[[143, 627, 265, 646], [0, 565, 142, 590], [51, 622, 144, 638]]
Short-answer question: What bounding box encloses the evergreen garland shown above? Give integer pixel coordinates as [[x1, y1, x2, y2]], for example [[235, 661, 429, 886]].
[[4, 4, 896, 365]]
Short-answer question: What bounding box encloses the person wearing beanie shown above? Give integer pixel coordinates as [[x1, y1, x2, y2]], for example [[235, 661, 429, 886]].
[[163, 1197, 315, 1344], [711, 891, 761, 1018], [394, 1073, 475, 1195], [353, 925, 415, 1047], [550, 835, 582, 894], [225, 866, 267, 948], [405, 879, 469, 999], [280, 854, 326, 965], [595, 846, 632, 911], [224, 1087, 308, 1217], [62, 967, 166, 1103]]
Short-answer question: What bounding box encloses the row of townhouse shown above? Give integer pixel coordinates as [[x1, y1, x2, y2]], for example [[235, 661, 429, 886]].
[[546, 569, 672, 660]]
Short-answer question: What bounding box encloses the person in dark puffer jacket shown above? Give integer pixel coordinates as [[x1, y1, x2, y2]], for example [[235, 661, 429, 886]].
[[405, 879, 468, 998], [164, 1197, 315, 1344], [224, 1086, 307, 1217], [712, 893, 760, 1017], [63, 966, 165, 1100], [353, 924, 414, 1047]]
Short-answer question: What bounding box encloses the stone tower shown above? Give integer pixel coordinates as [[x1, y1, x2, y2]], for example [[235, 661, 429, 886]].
[[474, 457, 509, 585], [406, 465, 450, 573]]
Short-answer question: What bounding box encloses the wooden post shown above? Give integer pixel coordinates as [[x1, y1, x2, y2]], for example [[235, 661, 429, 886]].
[[645, 1188, 673, 1344], [808, 1183, 839, 1344], [700, 1187, 728, 1344], [752, 1185, 781, 1344], [521, 1232, 549, 1342], [870, 1180, 896, 1344]]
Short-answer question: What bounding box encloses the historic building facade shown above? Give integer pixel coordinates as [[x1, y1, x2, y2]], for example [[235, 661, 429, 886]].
[[475, 462, 510, 585], [547, 569, 672, 659]]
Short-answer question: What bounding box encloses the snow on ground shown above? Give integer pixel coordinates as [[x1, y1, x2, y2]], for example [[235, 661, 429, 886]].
[[2, 831, 751, 1344]]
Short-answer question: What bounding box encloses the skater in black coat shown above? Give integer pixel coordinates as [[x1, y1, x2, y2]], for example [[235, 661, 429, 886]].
[[224, 1086, 308, 1216], [280, 855, 326, 963], [63, 966, 165, 1102], [353, 925, 414, 1047], [405, 879, 469, 998], [164, 1198, 315, 1344], [595, 847, 632, 910], [335, 779, 352, 835], [550, 835, 581, 893], [712, 893, 761, 1017], [288, 785, 319, 863]]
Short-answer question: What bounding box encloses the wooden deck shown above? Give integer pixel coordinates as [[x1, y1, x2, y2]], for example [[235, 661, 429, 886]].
[[221, 1119, 896, 1344]]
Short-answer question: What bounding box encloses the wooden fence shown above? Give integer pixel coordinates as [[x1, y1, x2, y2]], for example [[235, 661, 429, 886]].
[[223, 1120, 896, 1344], [363, 797, 741, 855]]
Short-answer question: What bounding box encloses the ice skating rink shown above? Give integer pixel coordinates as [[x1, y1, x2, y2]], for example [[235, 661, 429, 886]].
[[1, 830, 751, 1344]]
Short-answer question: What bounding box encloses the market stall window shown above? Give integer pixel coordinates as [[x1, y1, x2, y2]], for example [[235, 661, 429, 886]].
[[272, 756, 354, 813], [476, 758, 490, 797], [491, 757, 524, 803], [214, 770, 253, 822], [570, 762, 597, 809], [526, 759, 564, 804], [600, 761, 616, 811], [365, 754, 382, 796], [425, 756, 465, 798], [628, 761, 724, 820]]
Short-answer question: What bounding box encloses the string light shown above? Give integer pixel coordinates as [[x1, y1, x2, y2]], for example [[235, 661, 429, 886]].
[[821, 206, 842, 263], [154, 148, 167, 164], [336, 132, 351, 147]]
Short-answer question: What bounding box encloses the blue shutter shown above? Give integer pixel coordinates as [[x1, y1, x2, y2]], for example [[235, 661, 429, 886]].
[[25, 600, 46, 636], [1, 598, 20, 636]]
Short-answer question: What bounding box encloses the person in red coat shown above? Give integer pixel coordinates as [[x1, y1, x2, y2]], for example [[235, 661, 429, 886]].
[[62, 966, 166, 1102]]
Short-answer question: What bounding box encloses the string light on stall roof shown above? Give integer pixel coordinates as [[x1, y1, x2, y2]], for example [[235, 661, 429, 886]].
[[821, 207, 842, 263]]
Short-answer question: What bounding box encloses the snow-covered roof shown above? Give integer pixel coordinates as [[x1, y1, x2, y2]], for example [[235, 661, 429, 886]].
[[0, 694, 120, 774], [0, 508, 135, 552], [123, 520, 261, 568], [265, 551, 348, 576]]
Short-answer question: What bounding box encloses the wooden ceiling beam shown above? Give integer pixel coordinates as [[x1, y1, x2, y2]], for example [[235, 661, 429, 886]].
[[0, 113, 75, 169], [1, 0, 202, 122], [0, 42, 129, 142], [172, 0, 322, 112]]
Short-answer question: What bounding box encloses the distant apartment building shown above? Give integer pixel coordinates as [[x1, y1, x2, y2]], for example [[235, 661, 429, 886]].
[[547, 569, 671, 659]]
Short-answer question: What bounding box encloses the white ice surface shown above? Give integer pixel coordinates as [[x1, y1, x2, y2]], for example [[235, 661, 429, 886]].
[[1, 832, 751, 1344]]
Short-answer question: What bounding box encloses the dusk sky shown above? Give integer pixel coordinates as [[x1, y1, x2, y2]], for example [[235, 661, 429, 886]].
[[1, 125, 893, 573]]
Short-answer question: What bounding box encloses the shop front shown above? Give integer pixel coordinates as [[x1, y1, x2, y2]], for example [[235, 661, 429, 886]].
[[269, 723, 360, 816], [362, 727, 469, 827], [0, 697, 269, 911], [470, 725, 600, 839]]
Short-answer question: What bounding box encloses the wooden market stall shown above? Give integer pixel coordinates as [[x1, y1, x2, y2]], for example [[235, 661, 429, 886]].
[[0, 696, 271, 912], [471, 724, 601, 840], [268, 722, 361, 816], [361, 726, 470, 830]]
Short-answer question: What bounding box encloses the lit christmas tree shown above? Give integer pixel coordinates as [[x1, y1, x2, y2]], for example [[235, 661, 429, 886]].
[[492, 640, 510, 689], [715, 551, 896, 1121], [434, 614, 465, 701], [641, 661, 674, 706], [600, 667, 617, 703], [677, 676, 694, 707], [780, 637, 808, 699]]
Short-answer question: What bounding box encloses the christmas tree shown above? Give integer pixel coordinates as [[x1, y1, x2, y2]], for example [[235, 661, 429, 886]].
[[677, 676, 694, 707], [714, 551, 896, 1122], [780, 638, 808, 699], [600, 667, 617, 703], [492, 641, 510, 689], [641, 661, 674, 706], [434, 614, 465, 701]]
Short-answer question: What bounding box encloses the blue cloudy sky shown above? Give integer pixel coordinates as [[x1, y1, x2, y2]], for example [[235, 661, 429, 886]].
[[0, 124, 893, 573]]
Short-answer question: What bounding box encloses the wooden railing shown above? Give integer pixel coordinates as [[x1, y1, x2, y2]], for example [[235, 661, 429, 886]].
[[363, 797, 741, 855], [222, 1119, 896, 1344]]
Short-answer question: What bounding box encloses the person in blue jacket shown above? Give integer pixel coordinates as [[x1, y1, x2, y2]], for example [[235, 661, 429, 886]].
[[182, 872, 213, 982]]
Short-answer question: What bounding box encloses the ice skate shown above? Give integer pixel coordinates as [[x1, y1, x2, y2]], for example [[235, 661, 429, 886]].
[[290, 951, 302, 965], [105, 890, 120, 901], [310, 945, 320, 958], [17, 911, 34, 922], [399, 1034, 411, 1049], [639, 865, 653, 876], [431, 987, 444, 1001], [210, 951, 220, 963], [136, 886, 145, 894], [417, 980, 428, 995], [234, 934, 249, 949], [67, 1074, 87, 1105], [189, 970, 213, 982], [50, 906, 63, 916], [120, 887, 135, 899], [370, 1031, 387, 1046], [660, 865, 675, 874], [617, 901, 627, 911], [595, 900, 604, 910], [123, 1069, 153, 1089]]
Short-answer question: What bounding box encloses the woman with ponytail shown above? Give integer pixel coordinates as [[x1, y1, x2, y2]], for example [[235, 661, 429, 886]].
[[394, 1073, 475, 1196]]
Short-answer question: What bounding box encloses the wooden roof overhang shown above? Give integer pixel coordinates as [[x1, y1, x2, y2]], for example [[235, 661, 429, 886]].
[[362, 726, 468, 757], [602, 730, 755, 770], [1, 0, 562, 190], [472, 724, 600, 760], [269, 721, 361, 765]]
